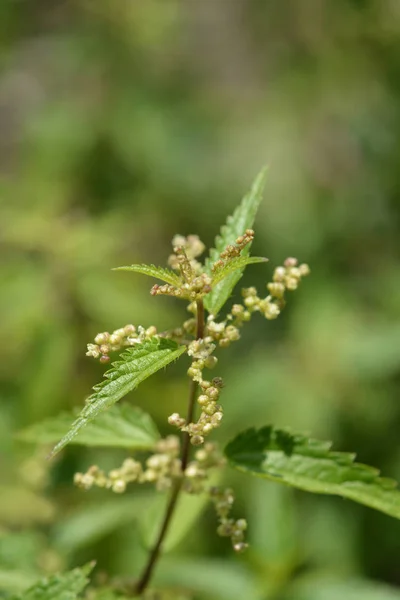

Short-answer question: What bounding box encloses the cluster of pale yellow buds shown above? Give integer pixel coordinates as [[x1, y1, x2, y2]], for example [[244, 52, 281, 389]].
[[210, 487, 248, 552], [169, 340, 224, 445], [205, 316, 242, 348], [150, 272, 212, 302], [242, 286, 281, 320], [219, 257, 310, 326], [86, 325, 158, 363], [74, 436, 181, 494], [168, 234, 205, 276], [211, 229, 255, 273], [271, 257, 310, 292], [183, 442, 225, 494]]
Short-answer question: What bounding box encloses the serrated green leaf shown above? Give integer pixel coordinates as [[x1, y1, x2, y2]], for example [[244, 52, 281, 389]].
[[18, 404, 159, 451], [211, 256, 268, 286], [10, 562, 94, 600], [49, 338, 186, 458], [225, 426, 400, 519], [113, 264, 181, 287], [204, 167, 267, 316]]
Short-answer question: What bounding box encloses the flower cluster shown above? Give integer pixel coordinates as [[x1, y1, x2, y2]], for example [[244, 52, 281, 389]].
[[168, 234, 205, 275], [86, 324, 158, 363], [211, 229, 255, 272], [168, 339, 224, 445], [210, 487, 248, 552], [238, 257, 310, 320], [150, 272, 212, 302], [205, 257, 310, 336], [183, 441, 225, 494], [74, 436, 181, 493]]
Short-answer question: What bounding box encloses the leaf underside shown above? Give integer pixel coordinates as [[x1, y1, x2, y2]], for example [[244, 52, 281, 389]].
[[225, 426, 400, 520], [49, 338, 186, 458], [18, 404, 160, 450], [113, 264, 182, 287], [211, 256, 268, 286], [11, 562, 94, 600], [204, 167, 267, 316]]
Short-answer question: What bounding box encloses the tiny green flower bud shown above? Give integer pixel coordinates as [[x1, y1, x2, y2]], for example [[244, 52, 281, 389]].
[[94, 333, 109, 345], [112, 479, 126, 493], [124, 324, 136, 335], [200, 380, 211, 389], [187, 367, 199, 379], [285, 277, 298, 291], [267, 282, 285, 299], [211, 412, 223, 425], [191, 435, 204, 446], [233, 542, 248, 553], [284, 257, 298, 267], [185, 464, 199, 478], [205, 355, 218, 369], [273, 266, 286, 282], [206, 386, 219, 400], [195, 449, 208, 461], [86, 344, 100, 358], [299, 263, 310, 276], [198, 394, 209, 406], [231, 304, 244, 317], [203, 402, 216, 416], [168, 413, 185, 427], [100, 355, 110, 364], [202, 423, 213, 434], [144, 469, 157, 482], [244, 296, 256, 308]]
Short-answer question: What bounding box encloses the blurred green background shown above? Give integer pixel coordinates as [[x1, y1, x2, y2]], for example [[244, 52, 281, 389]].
[[1, 0, 400, 598]]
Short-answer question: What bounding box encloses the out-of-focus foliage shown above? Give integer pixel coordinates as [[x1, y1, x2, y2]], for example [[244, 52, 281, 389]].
[[1, 0, 400, 598]]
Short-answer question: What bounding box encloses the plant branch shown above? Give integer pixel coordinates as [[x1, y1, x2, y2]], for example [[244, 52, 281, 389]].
[[134, 299, 205, 596]]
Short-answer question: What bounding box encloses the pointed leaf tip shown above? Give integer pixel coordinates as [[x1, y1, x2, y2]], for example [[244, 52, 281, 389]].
[[113, 264, 181, 287], [204, 167, 268, 315]]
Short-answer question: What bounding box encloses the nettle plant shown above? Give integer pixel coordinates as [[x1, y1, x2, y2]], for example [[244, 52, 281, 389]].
[[19, 169, 400, 599]]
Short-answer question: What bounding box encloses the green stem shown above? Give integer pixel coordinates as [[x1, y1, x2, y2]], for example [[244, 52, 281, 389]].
[[134, 299, 205, 596]]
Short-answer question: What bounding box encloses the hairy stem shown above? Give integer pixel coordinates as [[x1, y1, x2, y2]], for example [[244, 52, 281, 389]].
[[135, 299, 205, 595]]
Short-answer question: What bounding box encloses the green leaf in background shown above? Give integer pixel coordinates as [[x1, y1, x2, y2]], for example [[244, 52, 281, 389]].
[[204, 168, 267, 316], [140, 486, 215, 553], [0, 486, 55, 527], [285, 575, 400, 600], [10, 562, 94, 600], [225, 426, 400, 520], [113, 264, 182, 287], [53, 495, 152, 555], [210, 256, 268, 286], [155, 557, 261, 600], [49, 338, 186, 458], [0, 570, 38, 595], [18, 404, 159, 451]]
